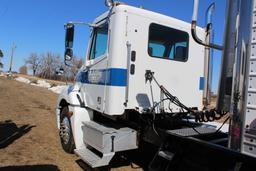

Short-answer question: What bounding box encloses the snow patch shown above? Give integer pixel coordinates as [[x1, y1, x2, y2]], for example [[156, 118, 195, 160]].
[[15, 77, 31, 84], [36, 80, 51, 88], [48, 85, 67, 94], [15, 76, 66, 94]]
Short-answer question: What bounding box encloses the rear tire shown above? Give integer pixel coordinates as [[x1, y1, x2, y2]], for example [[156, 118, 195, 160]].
[[59, 106, 75, 153]]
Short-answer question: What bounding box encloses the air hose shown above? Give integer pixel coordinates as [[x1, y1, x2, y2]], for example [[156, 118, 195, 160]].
[[145, 70, 228, 122]]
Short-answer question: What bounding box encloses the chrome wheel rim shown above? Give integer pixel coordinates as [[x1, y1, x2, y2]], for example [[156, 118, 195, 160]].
[[60, 117, 71, 145]]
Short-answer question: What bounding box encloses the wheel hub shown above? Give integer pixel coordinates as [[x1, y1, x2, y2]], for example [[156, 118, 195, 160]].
[[60, 117, 71, 145]]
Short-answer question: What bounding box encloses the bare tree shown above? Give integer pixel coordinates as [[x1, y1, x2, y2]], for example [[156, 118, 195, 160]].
[[61, 56, 83, 81], [25, 51, 82, 81], [37, 52, 61, 80], [26, 53, 40, 76], [19, 65, 28, 75], [69, 56, 83, 80]]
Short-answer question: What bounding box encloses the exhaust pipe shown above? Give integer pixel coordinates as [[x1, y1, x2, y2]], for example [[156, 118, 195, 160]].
[[191, 0, 220, 108], [192, 0, 199, 22], [203, 3, 215, 107], [191, 0, 223, 50]]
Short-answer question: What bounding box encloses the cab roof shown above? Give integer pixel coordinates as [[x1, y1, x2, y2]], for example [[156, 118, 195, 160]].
[[93, 4, 204, 33]]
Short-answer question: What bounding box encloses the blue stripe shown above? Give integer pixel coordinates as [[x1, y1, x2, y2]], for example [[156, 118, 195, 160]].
[[105, 68, 127, 86], [199, 77, 204, 90], [76, 68, 127, 87]]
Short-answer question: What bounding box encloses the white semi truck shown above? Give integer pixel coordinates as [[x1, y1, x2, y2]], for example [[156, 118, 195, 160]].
[[56, 0, 256, 170]]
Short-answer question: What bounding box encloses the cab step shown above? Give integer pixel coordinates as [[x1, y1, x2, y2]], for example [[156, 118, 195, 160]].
[[74, 147, 114, 168], [76, 121, 138, 168]]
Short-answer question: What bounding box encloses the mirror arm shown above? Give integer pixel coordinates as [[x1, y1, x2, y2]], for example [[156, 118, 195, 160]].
[[65, 22, 96, 28], [64, 59, 72, 67]]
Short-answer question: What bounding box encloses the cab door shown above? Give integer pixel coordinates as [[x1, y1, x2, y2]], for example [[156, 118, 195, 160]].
[[81, 21, 109, 112]]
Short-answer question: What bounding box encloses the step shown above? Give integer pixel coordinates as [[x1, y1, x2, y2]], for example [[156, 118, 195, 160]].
[[250, 72, 256, 77], [243, 141, 256, 158], [166, 127, 216, 137], [248, 88, 256, 93], [247, 104, 256, 110], [74, 148, 114, 168], [158, 150, 174, 161], [251, 57, 256, 61], [244, 139, 256, 147]]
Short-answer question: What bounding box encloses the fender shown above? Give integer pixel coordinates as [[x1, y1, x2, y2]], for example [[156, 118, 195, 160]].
[[56, 83, 93, 149]]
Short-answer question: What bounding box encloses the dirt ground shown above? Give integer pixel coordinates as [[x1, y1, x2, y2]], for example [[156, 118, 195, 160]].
[[0, 77, 146, 171]]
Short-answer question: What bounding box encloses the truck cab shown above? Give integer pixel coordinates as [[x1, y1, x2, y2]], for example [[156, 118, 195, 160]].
[[56, 2, 208, 168], [73, 4, 205, 115], [55, 0, 256, 169]]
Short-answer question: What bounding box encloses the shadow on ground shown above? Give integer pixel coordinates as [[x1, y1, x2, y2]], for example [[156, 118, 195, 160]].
[[0, 120, 35, 148], [0, 165, 60, 171]]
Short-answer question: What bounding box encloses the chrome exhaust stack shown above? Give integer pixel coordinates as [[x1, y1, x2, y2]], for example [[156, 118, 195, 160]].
[[191, 0, 223, 50], [203, 3, 215, 107], [191, 0, 222, 108]]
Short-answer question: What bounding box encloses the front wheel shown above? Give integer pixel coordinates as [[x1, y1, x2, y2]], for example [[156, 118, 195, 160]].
[[59, 106, 75, 153]]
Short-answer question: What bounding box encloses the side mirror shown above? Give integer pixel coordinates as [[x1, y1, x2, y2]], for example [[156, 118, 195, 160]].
[[0, 49, 3, 57], [65, 23, 74, 49], [65, 48, 73, 61], [55, 67, 64, 75], [64, 23, 74, 64]]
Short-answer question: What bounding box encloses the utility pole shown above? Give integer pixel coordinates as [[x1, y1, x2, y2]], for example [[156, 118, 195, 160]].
[[8, 43, 16, 79]]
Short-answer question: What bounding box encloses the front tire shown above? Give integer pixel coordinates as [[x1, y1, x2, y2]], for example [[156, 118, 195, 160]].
[[59, 106, 75, 153]]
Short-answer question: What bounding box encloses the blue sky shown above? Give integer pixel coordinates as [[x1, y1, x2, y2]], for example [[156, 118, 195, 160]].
[[0, 0, 226, 92]]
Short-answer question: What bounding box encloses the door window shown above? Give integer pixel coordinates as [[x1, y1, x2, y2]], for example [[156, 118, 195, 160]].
[[89, 24, 108, 60], [148, 23, 189, 62]]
